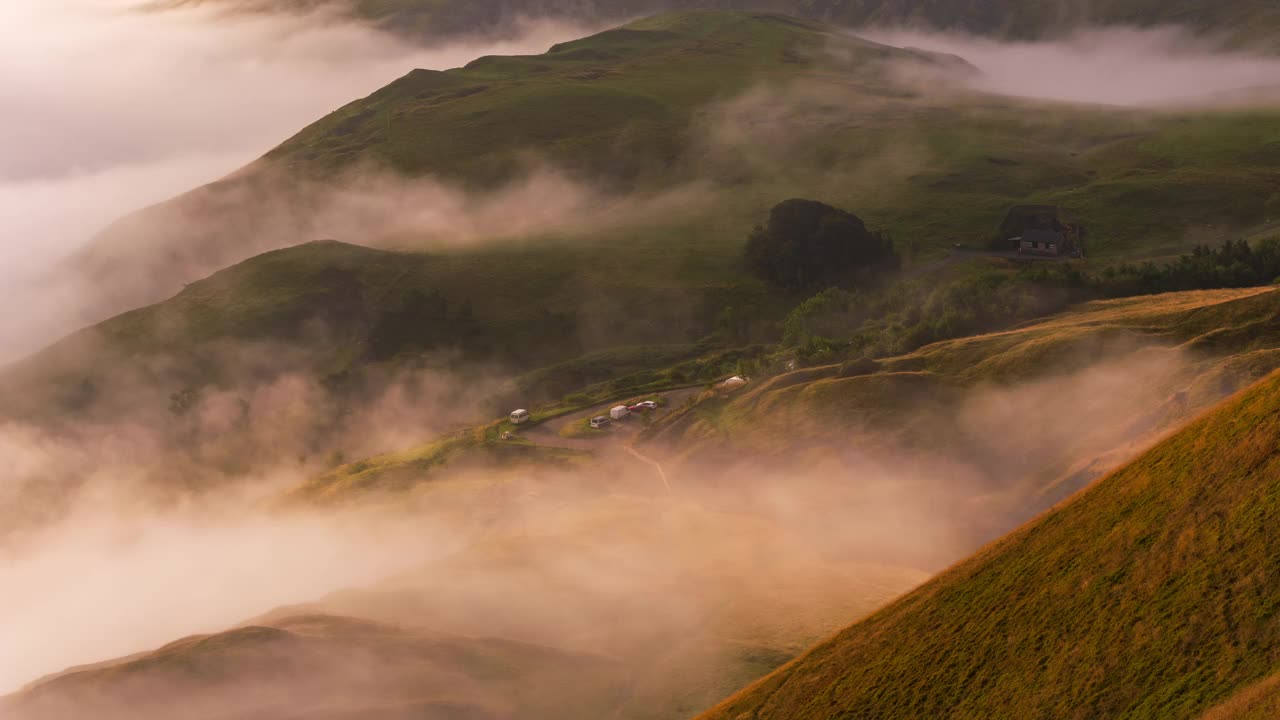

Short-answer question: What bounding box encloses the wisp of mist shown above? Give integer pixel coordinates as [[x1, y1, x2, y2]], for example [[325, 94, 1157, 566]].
[[0, 0, 590, 362], [869, 26, 1280, 106]]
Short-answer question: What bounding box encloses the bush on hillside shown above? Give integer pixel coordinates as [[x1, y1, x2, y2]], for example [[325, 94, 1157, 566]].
[[783, 265, 1094, 364], [744, 199, 897, 290], [1099, 238, 1280, 296], [778, 237, 1280, 366], [782, 288, 862, 345]]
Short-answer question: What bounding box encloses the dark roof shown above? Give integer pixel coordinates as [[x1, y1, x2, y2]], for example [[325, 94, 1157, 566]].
[[1023, 228, 1065, 244], [1002, 205, 1076, 238]]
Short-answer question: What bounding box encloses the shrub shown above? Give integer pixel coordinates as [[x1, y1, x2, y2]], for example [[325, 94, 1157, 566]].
[[744, 199, 897, 289]]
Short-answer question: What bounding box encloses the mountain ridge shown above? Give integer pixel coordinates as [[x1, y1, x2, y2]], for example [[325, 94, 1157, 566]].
[[158, 0, 1280, 50]]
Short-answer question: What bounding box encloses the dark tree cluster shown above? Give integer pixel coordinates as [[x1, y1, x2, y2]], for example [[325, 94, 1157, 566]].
[[744, 199, 897, 290], [1100, 238, 1280, 296]]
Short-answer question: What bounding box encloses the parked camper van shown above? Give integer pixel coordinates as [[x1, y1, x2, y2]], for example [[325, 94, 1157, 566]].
[[610, 405, 631, 420], [510, 409, 531, 425]]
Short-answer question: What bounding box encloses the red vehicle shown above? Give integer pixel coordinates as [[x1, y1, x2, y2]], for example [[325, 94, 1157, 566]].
[[628, 400, 659, 413]]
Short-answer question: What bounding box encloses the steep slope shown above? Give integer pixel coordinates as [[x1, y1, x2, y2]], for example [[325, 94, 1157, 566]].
[[0, 614, 622, 720], [698, 366, 1280, 720]]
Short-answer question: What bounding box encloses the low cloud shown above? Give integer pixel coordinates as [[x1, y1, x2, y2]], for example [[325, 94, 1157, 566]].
[[0, 0, 592, 362], [867, 26, 1280, 107], [0, 336, 1256, 712]]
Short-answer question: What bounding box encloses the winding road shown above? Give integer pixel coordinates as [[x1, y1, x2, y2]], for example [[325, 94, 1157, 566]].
[[513, 386, 703, 492]]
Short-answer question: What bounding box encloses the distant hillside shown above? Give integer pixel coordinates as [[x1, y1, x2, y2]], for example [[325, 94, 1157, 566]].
[[164, 0, 1280, 49], [698, 365, 1280, 719], [1, 498, 928, 720], [0, 614, 622, 720], [1, 237, 765, 427], [76, 9, 1280, 327]]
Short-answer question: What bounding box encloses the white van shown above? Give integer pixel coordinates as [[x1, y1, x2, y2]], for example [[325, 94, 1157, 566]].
[[510, 409, 531, 425], [610, 405, 631, 421]]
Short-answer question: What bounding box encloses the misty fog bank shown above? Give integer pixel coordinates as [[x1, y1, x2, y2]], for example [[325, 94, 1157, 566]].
[[2, 332, 1253, 700], [0, 0, 591, 363], [869, 26, 1280, 106]]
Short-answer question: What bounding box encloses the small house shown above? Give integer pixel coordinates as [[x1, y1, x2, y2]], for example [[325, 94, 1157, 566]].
[[1001, 205, 1084, 258], [610, 405, 631, 420]]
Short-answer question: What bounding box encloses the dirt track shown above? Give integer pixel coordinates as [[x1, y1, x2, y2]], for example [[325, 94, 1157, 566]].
[[517, 386, 703, 452]]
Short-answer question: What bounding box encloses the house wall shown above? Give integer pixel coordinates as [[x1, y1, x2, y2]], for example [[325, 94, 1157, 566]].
[[1020, 239, 1060, 256]]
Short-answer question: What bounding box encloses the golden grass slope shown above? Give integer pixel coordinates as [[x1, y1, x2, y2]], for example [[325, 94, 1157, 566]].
[[1200, 672, 1280, 720], [699, 366, 1280, 720], [652, 287, 1280, 460]]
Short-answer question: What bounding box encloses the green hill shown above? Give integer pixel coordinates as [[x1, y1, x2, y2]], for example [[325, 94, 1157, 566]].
[[75, 10, 1280, 323], [697, 364, 1280, 720], [0, 236, 763, 427], [0, 614, 623, 720], [75, 10, 902, 314]]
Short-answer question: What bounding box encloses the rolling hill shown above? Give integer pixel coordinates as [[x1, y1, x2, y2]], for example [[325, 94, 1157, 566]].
[[0, 236, 765, 430], [72, 9, 1280, 328], [0, 613, 623, 720], [696, 364, 1280, 720], [0, 496, 929, 720]]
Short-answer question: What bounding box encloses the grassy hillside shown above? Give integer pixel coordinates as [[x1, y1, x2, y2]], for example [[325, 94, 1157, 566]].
[[1, 613, 622, 720], [266, 11, 849, 180], [287, 427, 592, 502], [698, 365, 1280, 720], [77, 9, 1280, 323], [654, 286, 1280, 458], [637, 287, 1280, 563], [76, 10, 947, 312], [1, 238, 763, 423]]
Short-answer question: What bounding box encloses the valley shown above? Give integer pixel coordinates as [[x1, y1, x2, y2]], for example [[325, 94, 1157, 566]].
[[4, 3, 1280, 719]]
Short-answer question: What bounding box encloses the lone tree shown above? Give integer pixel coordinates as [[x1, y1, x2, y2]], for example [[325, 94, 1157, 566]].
[[744, 199, 896, 289]]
